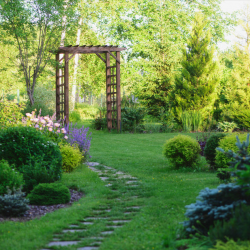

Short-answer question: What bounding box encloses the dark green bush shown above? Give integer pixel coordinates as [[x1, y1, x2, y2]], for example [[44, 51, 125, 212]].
[[209, 205, 250, 244], [121, 107, 145, 132], [0, 160, 24, 195], [0, 187, 29, 217], [182, 183, 249, 236], [92, 117, 107, 130], [163, 134, 201, 168], [0, 126, 62, 192], [27, 183, 70, 205], [204, 133, 226, 167]]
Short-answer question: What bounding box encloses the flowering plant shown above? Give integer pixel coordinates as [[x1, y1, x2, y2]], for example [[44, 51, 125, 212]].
[[22, 109, 67, 143]]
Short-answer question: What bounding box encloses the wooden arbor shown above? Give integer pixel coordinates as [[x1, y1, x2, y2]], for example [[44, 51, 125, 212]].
[[53, 45, 126, 131]]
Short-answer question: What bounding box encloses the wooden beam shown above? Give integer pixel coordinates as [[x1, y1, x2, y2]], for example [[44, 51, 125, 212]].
[[106, 53, 112, 131], [66, 52, 77, 63], [96, 53, 106, 63], [56, 54, 60, 121], [64, 52, 69, 126], [108, 51, 120, 64], [56, 46, 126, 54], [116, 52, 121, 132], [59, 55, 65, 62]]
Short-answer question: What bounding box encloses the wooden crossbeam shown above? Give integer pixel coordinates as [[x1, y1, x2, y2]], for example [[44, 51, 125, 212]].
[[108, 51, 120, 64], [66, 52, 77, 63], [96, 53, 106, 63]]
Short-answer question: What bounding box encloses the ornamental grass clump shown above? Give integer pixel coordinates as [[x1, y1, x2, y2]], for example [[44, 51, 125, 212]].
[[163, 134, 201, 168]]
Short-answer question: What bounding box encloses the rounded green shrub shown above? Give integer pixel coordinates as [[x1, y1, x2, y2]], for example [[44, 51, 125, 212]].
[[59, 143, 83, 173], [215, 133, 250, 169], [209, 205, 250, 244], [69, 110, 81, 122], [204, 133, 226, 167], [163, 134, 201, 168], [27, 183, 70, 205], [0, 126, 62, 192], [0, 160, 24, 195]]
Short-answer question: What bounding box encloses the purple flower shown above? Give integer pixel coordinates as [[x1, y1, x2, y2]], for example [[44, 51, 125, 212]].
[[64, 123, 92, 157]]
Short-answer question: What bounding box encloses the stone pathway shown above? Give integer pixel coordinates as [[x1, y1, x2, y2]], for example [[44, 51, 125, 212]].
[[41, 162, 143, 250]]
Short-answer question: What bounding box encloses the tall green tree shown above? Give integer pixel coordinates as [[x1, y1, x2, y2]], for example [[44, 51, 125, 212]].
[[0, 0, 79, 105], [170, 12, 220, 118]]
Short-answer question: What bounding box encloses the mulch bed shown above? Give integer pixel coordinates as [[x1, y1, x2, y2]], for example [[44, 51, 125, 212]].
[[0, 189, 84, 222]]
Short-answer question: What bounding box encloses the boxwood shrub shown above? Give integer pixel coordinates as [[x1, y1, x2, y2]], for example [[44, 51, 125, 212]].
[[163, 134, 201, 168], [28, 183, 70, 205], [0, 126, 62, 192]]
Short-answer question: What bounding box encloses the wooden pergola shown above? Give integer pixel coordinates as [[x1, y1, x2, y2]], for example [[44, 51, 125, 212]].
[[53, 45, 127, 131]]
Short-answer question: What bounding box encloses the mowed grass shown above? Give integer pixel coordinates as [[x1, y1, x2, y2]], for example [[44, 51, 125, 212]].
[[85, 123, 219, 250], [0, 121, 219, 250]]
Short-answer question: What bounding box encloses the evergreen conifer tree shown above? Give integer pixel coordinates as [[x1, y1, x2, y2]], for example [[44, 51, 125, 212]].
[[170, 12, 219, 118]]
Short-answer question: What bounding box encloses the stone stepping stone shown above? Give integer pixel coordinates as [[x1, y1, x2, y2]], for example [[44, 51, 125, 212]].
[[100, 177, 109, 181], [84, 217, 108, 220], [126, 206, 141, 209], [77, 247, 99, 250], [112, 220, 131, 223], [87, 162, 100, 166], [126, 181, 138, 184], [88, 167, 101, 172], [103, 166, 113, 170], [115, 171, 125, 175], [62, 229, 86, 233], [109, 225, 123, 229], [100, 231, 114, 235], [89, 237, 104, 240], [82, 222, 93, 225], [48, 241, 80, 246], [69, 225, 79, 228]]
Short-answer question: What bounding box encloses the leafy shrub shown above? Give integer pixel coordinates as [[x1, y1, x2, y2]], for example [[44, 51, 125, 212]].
[[27, 183, 70, 205], [75, 103, 99, 119], [65, 123, 92, 158], [182, 183, 249, 236], [215, 134, 250, 169], [59, 143, 83, 172], [0, 160, 24, 195], [210, 239, 250, 250], [0, 126, 62, 192], [121, 107, 145, 132], [21, 84, 55, 117], [163, 135, 201, 168], [0, 187, 29, 217], [69, 110, 81, 123], [92, 117, 107, 130], [204, 133, 226, 167], [209, 205, 250, 244], [216, 134, 250, 187], [0, 100, 24, 129]]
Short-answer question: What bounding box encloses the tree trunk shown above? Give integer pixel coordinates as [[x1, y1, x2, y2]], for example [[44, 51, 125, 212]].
[[72, 17, 83, 110]]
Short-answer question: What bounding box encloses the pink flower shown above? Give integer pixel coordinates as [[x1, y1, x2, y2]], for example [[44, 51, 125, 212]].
[[48, 128, 53, 132], [34, 124, 39, 128], [39, 127, 43, 130], [57, 129, 60, 133], [26, 113, 32, 117], [61, 128, 66, 134], [40, 119, 46, 124], [33, 118, 39, 123], [64, 136, 68, 140], [54, 123, 60, 128]]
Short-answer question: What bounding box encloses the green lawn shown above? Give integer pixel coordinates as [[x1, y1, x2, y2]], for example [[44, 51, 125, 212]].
[[0, 122, 219, 250]]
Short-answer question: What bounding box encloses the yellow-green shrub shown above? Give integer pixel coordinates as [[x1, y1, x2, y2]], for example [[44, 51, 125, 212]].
[[163, 134, 201, 168], [210, 240, 250, 250], [215, 133, 250, 169], [59, 143, 83, 173]]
